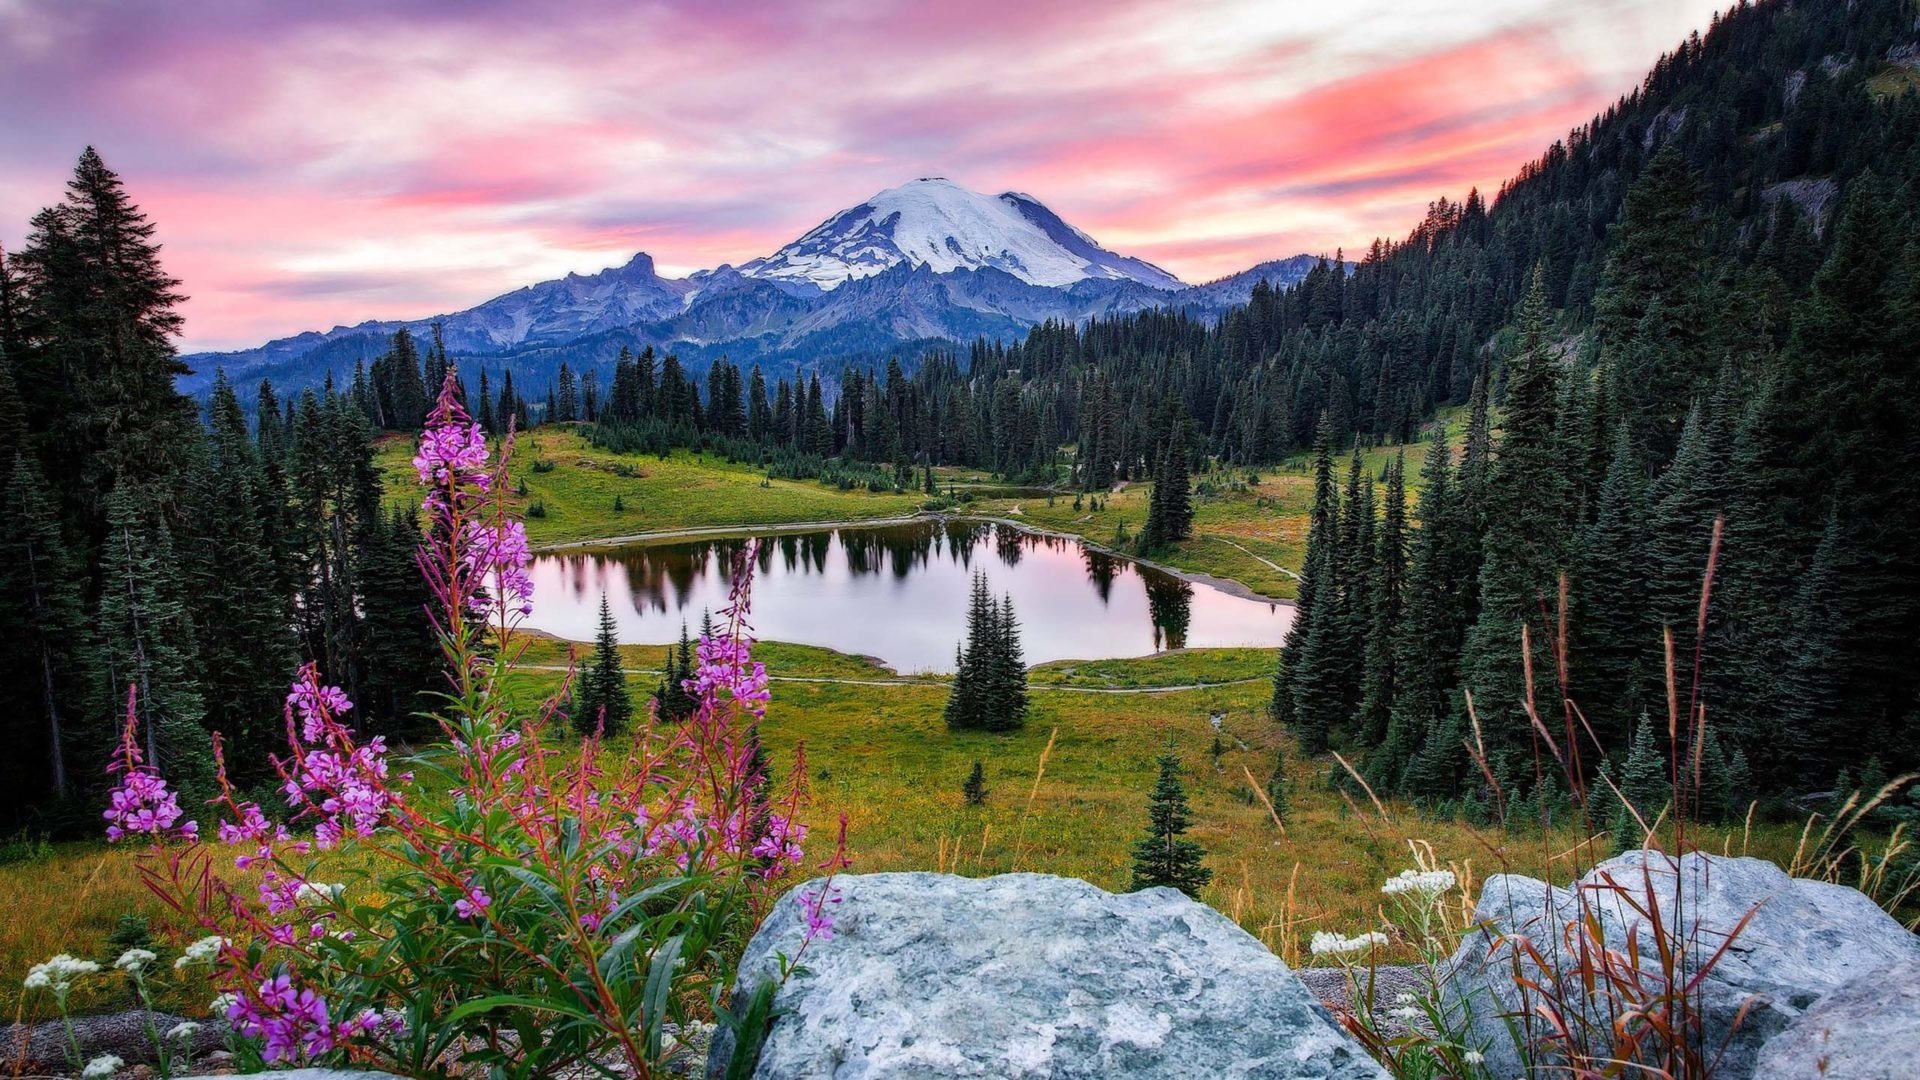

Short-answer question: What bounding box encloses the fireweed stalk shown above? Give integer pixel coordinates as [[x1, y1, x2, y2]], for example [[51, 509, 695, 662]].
[[122, 372, 838, 1080]]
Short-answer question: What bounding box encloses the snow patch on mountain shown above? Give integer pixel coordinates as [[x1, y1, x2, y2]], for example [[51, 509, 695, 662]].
[[739, 178, 1184, 292]]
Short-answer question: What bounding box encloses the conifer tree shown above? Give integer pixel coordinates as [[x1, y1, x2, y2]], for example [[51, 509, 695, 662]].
[[945, 572, 1026, 732], [354, 508, 440, 739], [572, 594, 633, 736], [184, 373, 296, 779], [0, 454, 90, 810], [654, 621, 698, 723], [1274, 412, 1339, 732], [1265, 743, 1290, 823], [1369, 429, 1462, 793], [96, 486, 216, 806], [1130, 751, 1212, 898], [1357, 451, 1408, 747], [1615, 715, 1670, 850], [1459, 268, 1570, 762], [1575, 430, 1652, 749], [963, 760, 987, 806], [12, 148, 199, 547], [991, 593, 1029, 728], [1141, 404, 1193, 550]]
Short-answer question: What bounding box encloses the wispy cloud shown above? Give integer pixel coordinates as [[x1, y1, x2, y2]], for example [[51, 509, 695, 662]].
[[0, 0, 1727, 350]]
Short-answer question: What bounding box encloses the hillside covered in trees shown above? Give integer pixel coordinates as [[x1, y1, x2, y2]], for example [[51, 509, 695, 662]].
[[0, 153, 442, 829], [1263, 0, 1920, 806]]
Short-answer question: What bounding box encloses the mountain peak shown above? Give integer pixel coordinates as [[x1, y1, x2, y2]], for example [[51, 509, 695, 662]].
[[739, 179, 1184, 292]]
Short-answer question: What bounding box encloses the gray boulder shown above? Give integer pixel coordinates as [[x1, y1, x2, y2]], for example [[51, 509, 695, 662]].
[[1, 1010, 226, 1074], [708, 871, 1386, 1079], [1444, 851, 1920, 1080], [1753, 958, 1920, 1079]]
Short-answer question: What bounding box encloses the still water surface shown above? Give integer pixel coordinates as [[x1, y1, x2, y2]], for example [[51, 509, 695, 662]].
[[525, 520, 1291, 674]]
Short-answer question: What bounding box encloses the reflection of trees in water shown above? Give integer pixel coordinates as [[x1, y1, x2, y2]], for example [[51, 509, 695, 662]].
[[994, 523, 1024, 566], [1084, 548, 1119, 604], [946, 520, 989, 572], [538, 521, 1235, 659], [1145, 574, 1193, 651], [835, 523, 943, 581]]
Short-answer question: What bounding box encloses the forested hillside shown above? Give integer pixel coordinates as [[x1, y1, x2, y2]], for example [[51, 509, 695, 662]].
[[1259, 0, 1920, 806], [0, 153, 441, 829]]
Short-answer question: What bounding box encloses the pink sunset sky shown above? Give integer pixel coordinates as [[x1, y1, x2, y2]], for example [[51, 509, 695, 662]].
[[1, 0, 1728, 353]]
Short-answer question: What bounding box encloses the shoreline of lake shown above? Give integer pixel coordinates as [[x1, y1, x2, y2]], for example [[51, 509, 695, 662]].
[[533, 511, 1298, 608]]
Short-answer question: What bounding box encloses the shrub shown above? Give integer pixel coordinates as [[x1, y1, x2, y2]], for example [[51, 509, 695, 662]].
[[104, 376, 846, 1079]]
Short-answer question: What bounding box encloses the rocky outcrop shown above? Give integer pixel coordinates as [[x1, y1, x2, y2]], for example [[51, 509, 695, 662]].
[[708, 871, 1386, 1079], [2, 1010, 226, 1074], [1444, 851, 1920, 1080], [1753, 958, 1920, 1080]]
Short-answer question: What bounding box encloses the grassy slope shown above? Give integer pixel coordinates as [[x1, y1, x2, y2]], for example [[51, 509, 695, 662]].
[[1, 643, 1815, 1021], [376, 428, 924, 547], [377, 410, 1465, 596]]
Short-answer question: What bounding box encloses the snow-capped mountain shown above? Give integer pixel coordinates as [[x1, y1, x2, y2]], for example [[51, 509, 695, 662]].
[[735, 178, 1183, 292], [180, 180, 1326, 396]]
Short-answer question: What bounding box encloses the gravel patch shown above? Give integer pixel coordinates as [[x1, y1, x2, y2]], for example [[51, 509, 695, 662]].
[[1297, 965, 1431, 1039]]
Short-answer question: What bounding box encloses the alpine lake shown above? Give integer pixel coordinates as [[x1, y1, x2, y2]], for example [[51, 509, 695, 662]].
[[525, 519, 1292, 674]]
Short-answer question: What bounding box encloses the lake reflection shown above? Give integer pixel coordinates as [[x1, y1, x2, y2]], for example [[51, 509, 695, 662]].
[[526, 521, 1290, 674]]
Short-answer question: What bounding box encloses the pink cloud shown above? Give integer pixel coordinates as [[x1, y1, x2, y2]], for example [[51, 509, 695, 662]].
[[0, 0, 1729, 350]]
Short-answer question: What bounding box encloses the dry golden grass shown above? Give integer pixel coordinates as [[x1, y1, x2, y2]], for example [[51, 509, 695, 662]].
[[0, 635, 1837, 1022]]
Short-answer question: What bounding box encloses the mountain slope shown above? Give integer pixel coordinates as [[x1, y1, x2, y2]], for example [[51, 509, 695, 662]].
[[179, 180, 1324, 395]]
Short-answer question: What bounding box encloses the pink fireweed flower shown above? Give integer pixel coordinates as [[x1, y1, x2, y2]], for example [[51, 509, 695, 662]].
[[286, 671, 353, 744], [103, 687, 198, 842], [413, 375, 490, 501], [228, 972, 351, 1064], [279, 679, 394, 848], [453, 885, 491, 919], [283, 739, 393, 847], [462, 519, 534, 618], [750, 813, 808, 878], [690, 635, 771, 722], [798, 881, 841, 943]]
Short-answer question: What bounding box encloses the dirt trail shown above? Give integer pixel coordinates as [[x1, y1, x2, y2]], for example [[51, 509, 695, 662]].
[[1212, 536, 1302, 581], [522, 665, 1266, 695]]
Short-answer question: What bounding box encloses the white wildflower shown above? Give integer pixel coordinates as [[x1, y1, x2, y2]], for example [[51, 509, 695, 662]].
[[210, 991, 239, 1017], [1308, 930, 1389, 958], [1381, 868, 1456, 899], [1392, 1005, 1422, 1021], [1394, 991, 1415, 1005], [81, 1054, 123, 1078], [173, 935, 226, 970], [1463, 1049, 1486, 1064], [113, 948, 158, 973], [25, 954, 100, 992], [165, 1021, 201, 1042], [295, 881, 345, 904]]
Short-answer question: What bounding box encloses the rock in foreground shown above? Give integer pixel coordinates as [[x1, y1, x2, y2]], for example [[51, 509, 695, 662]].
[[709, 871, 1385, 1079], [1444, 851, 1920, 1080], [1753, 958, 1920, 1080]]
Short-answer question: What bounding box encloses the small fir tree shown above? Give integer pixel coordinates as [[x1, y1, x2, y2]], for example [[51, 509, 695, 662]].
[[572, 594, 633, 737], [963, 761, 987, 806], [1130, 751, 1212, 898]]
